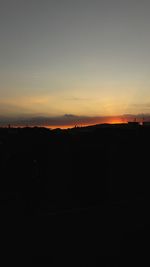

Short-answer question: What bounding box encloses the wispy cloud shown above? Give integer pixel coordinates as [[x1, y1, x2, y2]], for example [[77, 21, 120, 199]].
[[131, 103, 150, 109], [0, 114, 126, 127], [64, 96, 91, 101]]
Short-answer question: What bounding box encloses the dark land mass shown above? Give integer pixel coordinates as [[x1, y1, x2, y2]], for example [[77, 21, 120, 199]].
[[0, 123, 150, 265]]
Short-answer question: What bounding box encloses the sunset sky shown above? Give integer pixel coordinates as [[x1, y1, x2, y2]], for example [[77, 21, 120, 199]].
[[1, 0, 150, 126]]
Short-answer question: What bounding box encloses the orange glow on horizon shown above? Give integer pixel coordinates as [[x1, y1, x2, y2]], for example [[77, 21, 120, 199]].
[[2, 116, 129, 129], [46, 118, 126, 129], [108, 118, 125, 124]]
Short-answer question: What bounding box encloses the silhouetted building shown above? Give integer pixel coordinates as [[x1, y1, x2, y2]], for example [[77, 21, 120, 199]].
[[143, 121, 150, 126], [127, 121, 139, 127]]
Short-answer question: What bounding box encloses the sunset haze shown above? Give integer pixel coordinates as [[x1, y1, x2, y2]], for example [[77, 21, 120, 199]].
[[1, 0, 150, 127]]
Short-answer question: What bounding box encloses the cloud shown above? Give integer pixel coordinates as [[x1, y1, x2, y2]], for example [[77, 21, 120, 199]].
[[131, 103, 150, 109], [0, 114, 123, 127], [1, 112, 150, 128], [64, 114, 77, 118], [65, 96, 91, 101]]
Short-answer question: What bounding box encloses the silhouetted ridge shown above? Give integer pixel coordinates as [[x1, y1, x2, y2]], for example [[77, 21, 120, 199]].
[[0, 124, 150, 265]]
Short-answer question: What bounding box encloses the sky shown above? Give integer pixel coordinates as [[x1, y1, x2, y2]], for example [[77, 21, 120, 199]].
[[1, 0, 150, 126]]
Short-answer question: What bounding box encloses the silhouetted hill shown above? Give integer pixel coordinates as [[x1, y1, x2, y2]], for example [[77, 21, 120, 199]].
[[0, 124, 150, 265]]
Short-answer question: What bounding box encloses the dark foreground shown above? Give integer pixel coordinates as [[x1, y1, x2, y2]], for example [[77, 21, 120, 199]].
[[0, 124, 150, 265]]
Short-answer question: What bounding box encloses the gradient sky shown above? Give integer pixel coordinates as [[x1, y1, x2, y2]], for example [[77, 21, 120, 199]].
[[1, 0, 150, 120]]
